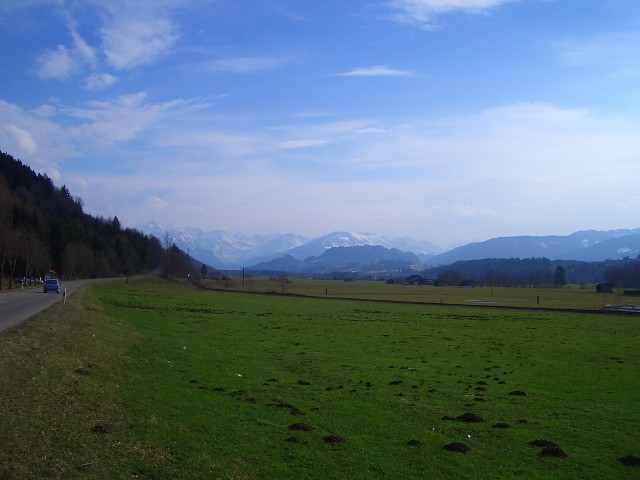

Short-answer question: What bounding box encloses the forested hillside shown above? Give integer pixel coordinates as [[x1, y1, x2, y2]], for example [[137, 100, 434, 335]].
[[0, 151, 163, 288]]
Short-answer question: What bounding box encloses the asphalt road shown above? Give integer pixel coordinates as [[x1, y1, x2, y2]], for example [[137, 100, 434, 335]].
[[0, 280, 89, 334]]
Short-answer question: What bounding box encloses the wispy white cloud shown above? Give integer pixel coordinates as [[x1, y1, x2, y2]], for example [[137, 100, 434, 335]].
[[69, 26, 97, 67], [33, 30, 96, 88], [0, 100, 74, 179], [5, 124, 38, 155], [101, 17, 179, 70], [35, 45, 76, 79], [158, 130, 265, 158], [205, 55, 293, 73], [84, 72, 118, 91], [29, 1, 185, 86], [333, 65, 412, 77], [555, 31, 640, 70], [388, 0, 520, 27], [335, 103, 639, 174], [278, 139, 330, 150], [63, 92, 196, 148]]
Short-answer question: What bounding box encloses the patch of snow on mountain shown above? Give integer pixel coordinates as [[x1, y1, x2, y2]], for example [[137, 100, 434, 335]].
[[581, 238, 596, 248]]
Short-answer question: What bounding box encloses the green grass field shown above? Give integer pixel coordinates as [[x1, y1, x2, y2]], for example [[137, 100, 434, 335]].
[[1, 277, 639, 479], [205, 276, 640, 311]]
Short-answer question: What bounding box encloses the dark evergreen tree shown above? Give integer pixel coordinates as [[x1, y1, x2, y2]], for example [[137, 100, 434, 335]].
[[553, 265, 566, 288]]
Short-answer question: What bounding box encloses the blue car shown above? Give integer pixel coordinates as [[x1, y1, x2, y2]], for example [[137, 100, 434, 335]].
[[43, 278, 61, 293]]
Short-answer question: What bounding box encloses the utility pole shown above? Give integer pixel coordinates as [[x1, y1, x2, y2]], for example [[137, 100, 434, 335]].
[[491, 272, 494, 297]]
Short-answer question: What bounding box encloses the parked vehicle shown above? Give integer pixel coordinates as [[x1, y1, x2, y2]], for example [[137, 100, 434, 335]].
[[43, 278, 61, 293]]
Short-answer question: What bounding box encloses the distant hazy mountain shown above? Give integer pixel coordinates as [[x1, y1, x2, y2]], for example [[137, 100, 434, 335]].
[[251, 245, 421, 274], [139, 223, 442, 268], [431, 229, 640, 264], [285, 231, 441, 261], [139, 222, 640, 270]]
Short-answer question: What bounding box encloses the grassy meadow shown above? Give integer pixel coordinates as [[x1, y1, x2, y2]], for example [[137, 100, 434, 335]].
[[205, 276, 640, 311], [1, 277, 639, 479]]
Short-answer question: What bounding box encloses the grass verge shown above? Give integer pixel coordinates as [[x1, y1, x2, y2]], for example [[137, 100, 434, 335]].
[[0, 282, 148, 479]]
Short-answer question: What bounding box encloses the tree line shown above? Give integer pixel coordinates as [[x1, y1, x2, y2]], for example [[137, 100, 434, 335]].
[[0, 151, 163, 289], [422, 257, 640, 288], [336, 257, 640, 288]]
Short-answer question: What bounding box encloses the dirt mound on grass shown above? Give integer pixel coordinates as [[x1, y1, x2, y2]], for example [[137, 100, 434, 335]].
[[288, 423, 314, 431], [619, 455, 640, 466], [407, 439, 423, 446], [443, 442, 471, 454], [90, 424, 111, 434], [269, 400, 304, 415], [442, 412, 484, 422], [324, 435, 345, 444], [457, 412, 484, 423], [529, 440, 558, 448], [492, 423, 511, 429], [540, 446, 567, 458]]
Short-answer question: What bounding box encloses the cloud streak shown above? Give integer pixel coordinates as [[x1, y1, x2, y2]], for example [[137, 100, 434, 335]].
[[204, 55, 294, 73], [388, 0, 521, 27], [555, 31, 640, 70], [333, 66, 412, 77]]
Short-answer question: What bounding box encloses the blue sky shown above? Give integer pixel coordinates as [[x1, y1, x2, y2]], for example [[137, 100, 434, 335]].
[[1, 0, 639, 248]]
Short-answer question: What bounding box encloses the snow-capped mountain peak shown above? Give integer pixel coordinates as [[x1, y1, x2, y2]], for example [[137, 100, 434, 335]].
[[139, 221, 310, 268]]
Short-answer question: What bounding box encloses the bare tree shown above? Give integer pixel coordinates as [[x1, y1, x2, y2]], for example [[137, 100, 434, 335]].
[[0, 214, 9, 290], [21, 231, 43, 282], [21, 234, 33, 281], [31, 242, 50, 282], [6, 230, 24, 289], [278, 271, 290, 294]]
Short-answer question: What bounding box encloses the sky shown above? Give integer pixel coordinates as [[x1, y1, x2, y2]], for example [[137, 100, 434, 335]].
[[1, 0, 640, 249]]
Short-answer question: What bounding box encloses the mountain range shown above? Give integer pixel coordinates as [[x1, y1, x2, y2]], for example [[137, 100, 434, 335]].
[[433, 229, 640, 264], [139, 222, 442, 269], [138, 222, 640, 271]]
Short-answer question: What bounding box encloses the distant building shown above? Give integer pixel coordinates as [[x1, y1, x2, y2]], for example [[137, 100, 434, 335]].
[[404, 274, 425, 285], [596, 283, 613, 293]]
